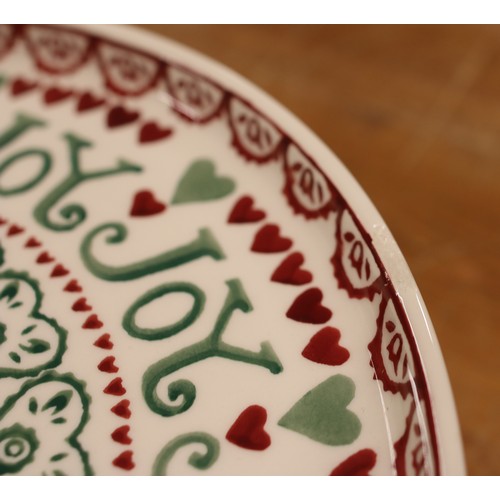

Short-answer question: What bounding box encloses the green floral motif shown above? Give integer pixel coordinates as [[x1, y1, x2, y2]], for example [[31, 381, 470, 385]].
[[0, 270, 66, 379], [0, 424, 39, 474], [0, 371, 92, 475]]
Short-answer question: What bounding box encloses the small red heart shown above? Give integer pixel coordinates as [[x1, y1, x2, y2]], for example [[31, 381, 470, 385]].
[[7, 224, 24, 236], [110, 399, 131, 419], [271, 252, 312, 285], [130, 190, 166, 217], [77, 91, 105, 112], [98, 356, 119, 373], [72, 297, 92, 312], [94, 333, 113, 350], [11, 78, 37, 96], [228, 195, 266, 223], [226, 405, 271, 451], [302, 327, 350, 366], [44, 86, 73, 105], [50, 264, 69, 277], [111, 425, 132, 445], [107, 105, 140, 128], [112, 450, 135, 471], [104, 377, 126, 396], [36, 251, 54, 264], [251, 224, 292, 253], [82, 314, 103, 329], [64, 279, 82, 292], [329, 449, 377, 476], [286, 287, 332, 324], [139, 121, 173, 143], [0, 218, 7, 225], [25, 237, 42, 248]]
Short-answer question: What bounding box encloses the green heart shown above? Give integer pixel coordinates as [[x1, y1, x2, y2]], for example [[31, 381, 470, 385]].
[[278, 374, 361, 446], [171, 160, 236, 205]]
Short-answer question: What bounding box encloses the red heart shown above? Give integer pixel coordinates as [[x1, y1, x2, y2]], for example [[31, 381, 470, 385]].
[[139, 121, 173, 143], [36, 251, 54, 264], [302, 327, 350, 366], [44, 86, 73, 105], [64, 279, 82, 292], [94, 333, 113, 350], [50, 264, 69, 277], [110, 399, 131, 419], [82, 314, 103, 329], [7, 224, 24, 236], [77, 91, 105, 112], [251, 224, 292, 253], [25, 237, 42, 248], [286, 287, 332, 324], [228, 195, 266, 223], [107, 105, 140, 128], [111, 425, 132, 445], [104, 377, 126, 396], [112, 451, 135, 471], [11, 78, 37, 96], [130, 190, 166, 217], [98, 356, 119, 373], [329, 449, 377, 476], [72, 297, 92, 312], [226, 405, 271, 451], [0, 218, 7, 225], [271, 252, 312, 285]]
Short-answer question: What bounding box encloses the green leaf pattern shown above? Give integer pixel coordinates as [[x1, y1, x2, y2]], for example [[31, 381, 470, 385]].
[[0, 271, 66, 378], [0, 372, 92, 475], [0, 252, 91, 475]]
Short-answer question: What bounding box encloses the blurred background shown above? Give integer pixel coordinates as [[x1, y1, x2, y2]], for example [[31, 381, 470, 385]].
[[139, 25, 499, 475]]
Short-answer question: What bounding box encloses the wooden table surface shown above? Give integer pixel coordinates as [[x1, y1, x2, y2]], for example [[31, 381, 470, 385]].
[[139, 25, 500, 476]]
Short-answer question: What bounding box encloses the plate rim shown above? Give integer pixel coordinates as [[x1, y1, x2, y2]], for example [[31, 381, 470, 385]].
[[3, 23, 467, 475]]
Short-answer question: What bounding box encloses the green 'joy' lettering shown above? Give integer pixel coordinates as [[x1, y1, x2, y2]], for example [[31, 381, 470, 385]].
[[153, 432, 219, 475], [0, 149, 52, 196], [123, 282, 205, 340], [0, 113, 46, 150], [33, 133, 142, 232], [142, 279, 283, 417], [0, 114, 50, 196], [80, 222, 225, 281]]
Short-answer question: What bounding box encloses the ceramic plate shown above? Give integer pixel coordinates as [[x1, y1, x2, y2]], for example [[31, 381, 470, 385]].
[[0, 25, 464, 476]]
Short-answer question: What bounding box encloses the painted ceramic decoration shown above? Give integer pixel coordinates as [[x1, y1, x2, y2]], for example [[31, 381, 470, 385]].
[[0, 25, 465, 476]]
